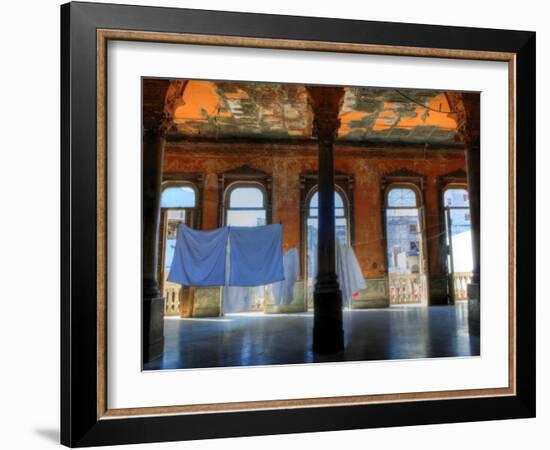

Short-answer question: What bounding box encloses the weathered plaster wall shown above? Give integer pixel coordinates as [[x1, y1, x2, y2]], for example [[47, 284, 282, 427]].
[[164, 143, 319, 255], [163, 142, 466, 282]]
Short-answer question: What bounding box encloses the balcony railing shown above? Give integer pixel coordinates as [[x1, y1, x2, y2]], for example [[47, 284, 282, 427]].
[[388, 274, 422, 304], [163, 283, 181, 316], [163, 283, 266, 316], [451, 272, 473, 301]]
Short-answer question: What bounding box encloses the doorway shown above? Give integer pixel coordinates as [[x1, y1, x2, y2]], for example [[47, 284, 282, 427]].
[[385, 186, 428, 305], [443, 187, 473, 302], [159, 184, 197, 316]]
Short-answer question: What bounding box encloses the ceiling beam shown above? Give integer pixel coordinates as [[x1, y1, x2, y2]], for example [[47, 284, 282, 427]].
[[164, 134, 464, 150]]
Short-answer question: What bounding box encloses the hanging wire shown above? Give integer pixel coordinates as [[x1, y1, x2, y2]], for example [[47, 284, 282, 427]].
[[393, 89, 457, 114]]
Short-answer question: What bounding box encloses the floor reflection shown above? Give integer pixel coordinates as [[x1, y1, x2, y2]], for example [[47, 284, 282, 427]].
[[144, 303, 479, 370]]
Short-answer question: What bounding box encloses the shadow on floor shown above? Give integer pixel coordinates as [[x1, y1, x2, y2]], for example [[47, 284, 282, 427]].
[[34, 428, 59, 444]]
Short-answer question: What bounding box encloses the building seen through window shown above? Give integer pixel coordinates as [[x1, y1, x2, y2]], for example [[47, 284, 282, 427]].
[[161, 186, 196, 272], [385, 187, 421, 275], [385, 186, 426, 304], [160, 185, 197, 315], [444, 187, 473, 301]]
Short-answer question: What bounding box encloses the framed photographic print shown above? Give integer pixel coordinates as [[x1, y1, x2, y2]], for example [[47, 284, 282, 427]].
[[61, 1, 536, 447]]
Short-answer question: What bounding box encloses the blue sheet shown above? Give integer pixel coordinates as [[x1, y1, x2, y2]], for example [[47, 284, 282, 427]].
[[228, 224, 284, 287], [167, 224, 229, 286]]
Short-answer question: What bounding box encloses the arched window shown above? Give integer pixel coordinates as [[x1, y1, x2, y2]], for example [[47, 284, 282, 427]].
[[159, 183, 198, 316], [161, 185, 196, 208], [444, 187, 470, 208], [225, 185, 267, 227], [307, 190, 349, 245], [387, 187, 418, 208], [305, 187, 350, 307], [385, 185, 427, 305], [443, 186, 473, 301]]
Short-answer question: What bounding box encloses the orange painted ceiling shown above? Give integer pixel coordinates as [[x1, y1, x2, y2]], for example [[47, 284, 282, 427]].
[[170, 80, 460, 145]]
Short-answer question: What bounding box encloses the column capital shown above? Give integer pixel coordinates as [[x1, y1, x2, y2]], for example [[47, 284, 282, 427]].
[[447, 92, 480, 149], [143, 79, 188, 137], [306, 86, 345, 143]]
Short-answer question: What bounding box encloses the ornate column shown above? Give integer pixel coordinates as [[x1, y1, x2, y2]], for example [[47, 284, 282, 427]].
[[307, 86, 345, 354], [465, 141, 481, 336], [466, 145, 481, 285], [142, 79, 186, 362], [142, 128, 166, 362], [451, 92, 481, 335]]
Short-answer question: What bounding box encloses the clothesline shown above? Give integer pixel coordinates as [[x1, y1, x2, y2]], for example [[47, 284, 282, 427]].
[[168, 223, 284, 288], [168, 223, 368, 310]]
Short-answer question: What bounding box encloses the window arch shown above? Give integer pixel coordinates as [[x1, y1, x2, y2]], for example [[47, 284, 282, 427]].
[[159, 181, 200, 316], [306, 188, 350, 245], [160, 184, 197, 208], [443, 186, 470, 208], [384, 183, 427, 305], [304, 185, 351, 308], [387, 186, 419, 208], [224, 182, 267, 227], [442, 184, 473, 302]]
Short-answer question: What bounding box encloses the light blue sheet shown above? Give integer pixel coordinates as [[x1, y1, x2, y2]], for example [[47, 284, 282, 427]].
[[167, 224, 229, 286], [228, 224, 284, 287], [271, 248, 299, 305], [223, 286, 255, 313]]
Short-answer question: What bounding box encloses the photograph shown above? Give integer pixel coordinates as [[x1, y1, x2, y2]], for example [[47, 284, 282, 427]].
[[142, 78, 481, 371], [0, 0, 543, 448], [56, 2, 537, 446]]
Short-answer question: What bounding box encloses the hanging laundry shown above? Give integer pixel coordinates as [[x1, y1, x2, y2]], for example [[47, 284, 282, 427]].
[[271, 248, 300, 305], [223, 286, 255, 313], [228, 224, 285, 287], [167, 224, 229, 286], [223, 240, 249, 313], [281, 248, 299, 305], [336, 242, 367, 308]]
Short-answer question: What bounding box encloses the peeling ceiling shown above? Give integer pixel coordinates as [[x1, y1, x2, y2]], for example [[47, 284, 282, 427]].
[[172, 80, 312, 139], [169, 80, 460, 145], [338, 88, 458, 144]]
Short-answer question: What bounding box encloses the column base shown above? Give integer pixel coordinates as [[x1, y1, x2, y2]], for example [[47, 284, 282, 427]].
[[467, 283, 480, 336], [143, 295, 165, 363], [429, 273, 450, 305], [313, 284, 344, 354]]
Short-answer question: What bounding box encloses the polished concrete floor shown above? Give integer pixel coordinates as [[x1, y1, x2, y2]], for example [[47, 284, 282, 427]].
[[144, 304, 479, 370]]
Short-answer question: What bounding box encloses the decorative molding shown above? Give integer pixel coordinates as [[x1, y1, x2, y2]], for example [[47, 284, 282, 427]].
[[383, 167, 425, 178], [436, 169, 468, 189], [380, 167, 426, 192], [220, 164, 270, 180], [299, 172, 354, 208], [162, 172, 204, 185], [439, 168, 467, 179]]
